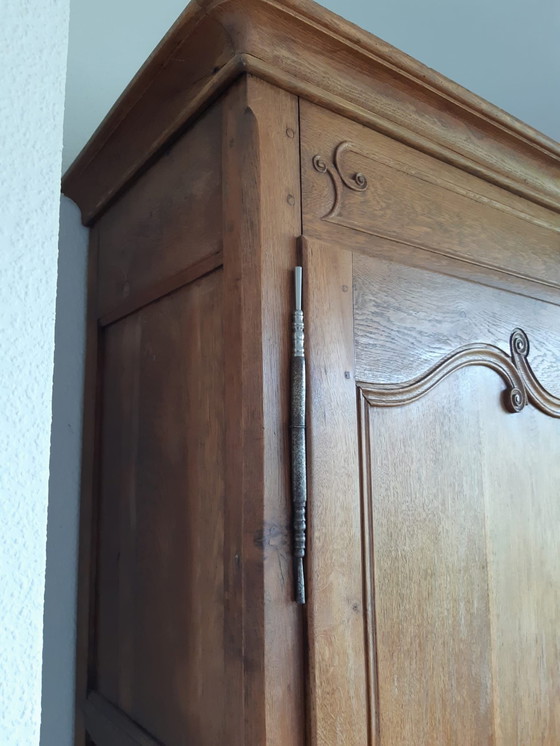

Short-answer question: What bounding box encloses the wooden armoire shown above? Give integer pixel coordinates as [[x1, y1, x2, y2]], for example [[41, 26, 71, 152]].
[[63, 0, 560, 743]]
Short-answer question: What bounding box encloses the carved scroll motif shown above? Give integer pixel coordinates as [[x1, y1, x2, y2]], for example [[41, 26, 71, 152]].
[[361, 329, 560, 418], [510, 329, 560, 417], [312, 141, 368, 219]]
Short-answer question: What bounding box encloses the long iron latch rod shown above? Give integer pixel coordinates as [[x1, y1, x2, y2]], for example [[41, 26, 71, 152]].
[[291, 266, 307, 604]]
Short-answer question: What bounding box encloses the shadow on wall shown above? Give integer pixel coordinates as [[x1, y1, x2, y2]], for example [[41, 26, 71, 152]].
[[40, 196, 88, 746]]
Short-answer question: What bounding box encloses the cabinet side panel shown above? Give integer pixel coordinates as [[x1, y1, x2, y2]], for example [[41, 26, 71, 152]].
[[94, 269, 226, 745], [97, 103, 222, 323]]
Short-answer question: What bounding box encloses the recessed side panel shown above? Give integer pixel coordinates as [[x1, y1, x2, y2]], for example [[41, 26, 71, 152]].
[[94, 269, 225, 744], [96, 102, 223, 322]]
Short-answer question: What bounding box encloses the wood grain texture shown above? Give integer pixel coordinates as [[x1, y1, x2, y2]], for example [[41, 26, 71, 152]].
[[220, 77, 253, 746], [359, 339, 527, 414], [221, 74, 305, 746], [359, 328, 560, 418], [352, 251, 560, 392], [299, 222, 560, 311], [362, 371, 560, 744], [95, 270, 226, 744], [481, 402, 560, 744], [303, 235, 560, 744], [84, 692, 163, 746], [363, 368, 497, 745], [351, 246, 560, 744], [303, 238, 370, 745], [98, 252, 224, 328], [62, 0, 560, 225], [81, 74, 305, 746], [96, 103, 222, 320], [301, 101, 560, 290], [250, 80, 305, 745]]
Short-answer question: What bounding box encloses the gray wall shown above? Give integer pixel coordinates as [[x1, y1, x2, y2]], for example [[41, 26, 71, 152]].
[[40, 197, 88, 746], [50, 0, 560, 743]]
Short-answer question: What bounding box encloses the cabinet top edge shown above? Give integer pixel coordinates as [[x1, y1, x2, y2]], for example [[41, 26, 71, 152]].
[[63, 0, 560, 225]]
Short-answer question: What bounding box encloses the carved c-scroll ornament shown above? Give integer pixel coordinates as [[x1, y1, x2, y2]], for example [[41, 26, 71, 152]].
[[361, 329, 560, 418], [312, 141, 368, 219]]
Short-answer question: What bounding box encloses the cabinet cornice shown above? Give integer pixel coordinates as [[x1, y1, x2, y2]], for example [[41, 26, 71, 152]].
[[63, 0, 560, 225]]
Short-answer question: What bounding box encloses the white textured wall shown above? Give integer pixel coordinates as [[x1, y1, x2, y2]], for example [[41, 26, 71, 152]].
[[0, 1, 70, 744], [40, 197, 88, 746]]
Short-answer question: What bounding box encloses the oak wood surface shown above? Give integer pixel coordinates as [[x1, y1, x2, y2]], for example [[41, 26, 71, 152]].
[[482, 404, 560, 744], [220, 78, 251, 746], [363, 365, 560, 744], [98, 252, 224, 328], [95, 270, 226, 744], [84, 692, 163, 746], [62, 0, 560, 225], [221, 74, 305, 746], [301, 101, 560, 291], [363, 371, 496, 744], [352, 252, 560, 391], [299, 219, 560, 310], [78, 73, 306, 746], [250, 79, 305, 745], [303, 238, 369, 745], [96, 103, 222, 320], [305, 235, 560, 745]]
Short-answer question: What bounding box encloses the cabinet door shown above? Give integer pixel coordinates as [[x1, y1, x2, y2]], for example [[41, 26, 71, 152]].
[[304, 237, 560, 746]]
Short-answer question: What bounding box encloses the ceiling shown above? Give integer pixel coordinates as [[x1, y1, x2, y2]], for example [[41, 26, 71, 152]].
[[62, 0, 560, 172]]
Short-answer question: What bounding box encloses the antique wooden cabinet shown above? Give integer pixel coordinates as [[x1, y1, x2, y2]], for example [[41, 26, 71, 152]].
[[63, 0, 560, 744]]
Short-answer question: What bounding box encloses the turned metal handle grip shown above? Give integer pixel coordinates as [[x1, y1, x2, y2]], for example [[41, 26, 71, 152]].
[[291, 267, 307, 604]]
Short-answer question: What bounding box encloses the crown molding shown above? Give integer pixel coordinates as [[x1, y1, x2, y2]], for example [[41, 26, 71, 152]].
[[63, 0, 560, 225]]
